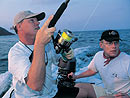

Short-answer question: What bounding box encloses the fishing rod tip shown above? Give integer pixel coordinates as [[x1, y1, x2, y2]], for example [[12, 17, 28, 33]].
[[65, 0, 70, 4]]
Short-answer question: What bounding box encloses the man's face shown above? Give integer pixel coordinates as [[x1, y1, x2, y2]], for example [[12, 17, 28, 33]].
[[19, 17, 40, 37], [100, 40, 120, 58]]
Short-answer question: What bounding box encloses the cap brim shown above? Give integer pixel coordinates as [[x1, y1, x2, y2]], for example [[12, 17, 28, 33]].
[[26, 12, 45, 21], [104, 38, 122, 42]]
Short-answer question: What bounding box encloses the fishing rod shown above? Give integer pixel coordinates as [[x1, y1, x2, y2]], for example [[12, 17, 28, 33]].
[[48, 0, 70, 43], [48, 0, 70, 28], [30, 0, 73, 61], [31, 0, 77, 88], [48, 0, 78, 54]]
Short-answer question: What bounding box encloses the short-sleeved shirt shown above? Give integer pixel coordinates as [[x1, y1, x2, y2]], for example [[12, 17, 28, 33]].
[[8, 41, 60, 98], [88, 51, 130, 95]]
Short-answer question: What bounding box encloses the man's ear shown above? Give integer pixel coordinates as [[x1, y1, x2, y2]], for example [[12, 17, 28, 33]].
[[99, 41, 103, 49], [16, 22, 23, 31], [16, 23, 21, 29]]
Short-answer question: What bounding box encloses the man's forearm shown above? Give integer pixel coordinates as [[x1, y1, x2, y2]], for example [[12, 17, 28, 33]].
[[76, 69, 96, 79], [26, 44, 46, 91]]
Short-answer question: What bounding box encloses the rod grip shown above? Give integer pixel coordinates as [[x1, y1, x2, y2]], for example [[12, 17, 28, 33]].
[[48, 0, 70, 28]]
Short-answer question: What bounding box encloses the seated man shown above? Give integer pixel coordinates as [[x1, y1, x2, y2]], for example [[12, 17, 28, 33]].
[[69, 30, 130, 98]]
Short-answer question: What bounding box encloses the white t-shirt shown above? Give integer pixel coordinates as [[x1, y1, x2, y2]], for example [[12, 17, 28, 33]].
[[88, 51, 130, 95], [8, 41, 60, 98]]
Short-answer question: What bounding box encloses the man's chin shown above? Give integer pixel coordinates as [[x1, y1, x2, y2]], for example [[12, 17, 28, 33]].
[[110, 51, 119, 57], [109, 54, 118, 58]]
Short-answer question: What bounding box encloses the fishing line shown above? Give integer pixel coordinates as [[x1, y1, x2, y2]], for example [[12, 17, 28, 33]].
[[77, 0, 102, 39]]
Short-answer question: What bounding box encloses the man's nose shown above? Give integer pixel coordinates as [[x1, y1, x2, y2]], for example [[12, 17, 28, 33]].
[[111, 42, 117, 47], [35, 21, 40, 25]]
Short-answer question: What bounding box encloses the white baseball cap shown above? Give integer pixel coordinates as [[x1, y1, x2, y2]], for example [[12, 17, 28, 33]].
[[13, 10, 45, 28]]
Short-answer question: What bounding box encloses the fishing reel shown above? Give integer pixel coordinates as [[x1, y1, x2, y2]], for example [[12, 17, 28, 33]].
[[57, 57, 76, 88], [53, 29, 77, 88], [53, 29, 78, 54]]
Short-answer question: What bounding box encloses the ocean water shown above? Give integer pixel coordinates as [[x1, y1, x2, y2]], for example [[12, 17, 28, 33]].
[[0, 29, 130, 97]]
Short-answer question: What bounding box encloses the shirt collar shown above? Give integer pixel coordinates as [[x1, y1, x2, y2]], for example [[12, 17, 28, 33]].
[[103, 50, 120, 66], [19, 41, 34, 52]]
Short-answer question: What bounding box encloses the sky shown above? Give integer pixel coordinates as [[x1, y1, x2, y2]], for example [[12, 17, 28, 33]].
[[0, 0, 130, 33]]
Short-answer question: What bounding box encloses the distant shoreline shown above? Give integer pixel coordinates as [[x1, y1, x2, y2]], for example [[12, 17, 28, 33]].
[[0, 27, 15, 36], [0, 33, 15, 36]]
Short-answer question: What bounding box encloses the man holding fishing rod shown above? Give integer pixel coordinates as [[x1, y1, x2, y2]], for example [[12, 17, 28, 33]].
[[8, 0, 95, 97], [8, 10, 81, 98], [68, 30, 130, 98]]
